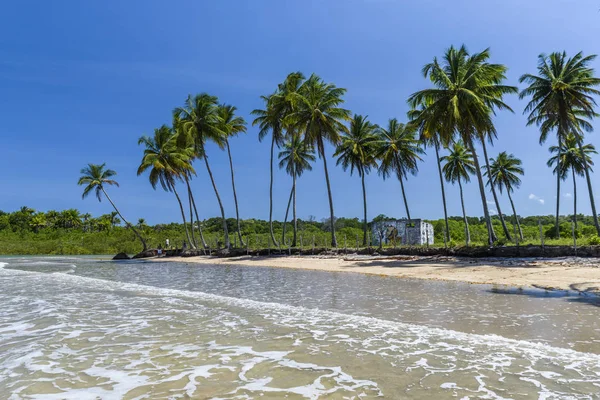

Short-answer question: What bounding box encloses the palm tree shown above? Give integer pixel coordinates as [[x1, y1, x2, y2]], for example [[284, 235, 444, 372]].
[[137, 218, 147, 230], [218, 104, 247, 247], [175, 93, 231, 248], [479, 132, 513, 241], [278, 135, 316, 246], [409, 103, 451, 245], [81, 213, 92, 232], [137, 125, 197, 249], [173, 114, 208, 249], [488, 152, 525, 240], [375, 118, 424, 222], [285, 74, 351, 247], [30, 212, 47, 233], [548, 134, 597, 230], [77, 163, 147, 251], [441, 142, 476, 246], [252, 72, 305, 248], [334, 114, 378, 245], [108, 211, 120, 229], [520, 51, 600, 236], [408, 45, 518, 245]]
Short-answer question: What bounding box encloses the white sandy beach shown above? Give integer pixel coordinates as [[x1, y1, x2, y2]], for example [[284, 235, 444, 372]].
[[153, 254, 600, 294]]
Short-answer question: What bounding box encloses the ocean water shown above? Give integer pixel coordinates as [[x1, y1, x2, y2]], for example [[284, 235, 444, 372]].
[[1, 256, 600, 399]]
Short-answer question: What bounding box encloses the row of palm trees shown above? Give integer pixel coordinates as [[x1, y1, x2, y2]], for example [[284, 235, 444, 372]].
[[77, 45, 600, 251], [409, 47, 600, 244]]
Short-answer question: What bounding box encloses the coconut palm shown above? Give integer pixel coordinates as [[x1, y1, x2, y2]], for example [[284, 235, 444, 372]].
[[108, 211, 120, 228], [81, 213, 92, 232], [334, 114, 378, 245], [520, 51, 600, 236], [375, 118, 424, 223], [175, 93, 231, 249], [479, 132, 513, 241], [408, 45, 518, 245], [218, 104, 247, 247], [78, 163, 147, 251], [278, 135, 316, 246], [409, 103, 451, 245], [137, 125, 197, 249], [252, 93, 286, 248], [441, 142, 476, 246], [548, 134, 597, 230], [488, 152, 525, 240], [252, 72, 305, 248], [173, 114, 208, 249], [285, 74, 351, 247]]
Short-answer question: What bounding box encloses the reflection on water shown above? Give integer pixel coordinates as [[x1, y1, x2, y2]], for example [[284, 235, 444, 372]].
[[1, 256, 600, 399]]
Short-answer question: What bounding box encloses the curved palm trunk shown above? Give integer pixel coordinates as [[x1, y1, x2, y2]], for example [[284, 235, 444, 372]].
[[226, 139, 246, 247], [172, 185, 195, 250], [282, 185, 294, 246], [466, 137, 497, 245], [101, 188, 147, 251], [507, 191, 523, 240], [399, 177, 411, 222], [481, 140, 511, 241], [292, 171, 297, 247], [458, 179, 470, 246], [361, 167, 368, 246], [555, 136, 562, 238], [187, 184, 197, 248], [434, 138, 450, 245], [204, 154, 230, 249], [185, 176, 208, 249], [268, 136, 279, 247], [572, 167, 578, 230], [574, 137, 600, 235], [319, 138, 337, 247], [395, 156, 411, 222]]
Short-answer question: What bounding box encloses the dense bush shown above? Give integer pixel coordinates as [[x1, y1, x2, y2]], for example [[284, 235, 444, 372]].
[[0, 207, 598, 255]]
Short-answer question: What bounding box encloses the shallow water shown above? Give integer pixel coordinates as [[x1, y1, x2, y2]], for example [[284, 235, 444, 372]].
[[1, 256, 600, 399]]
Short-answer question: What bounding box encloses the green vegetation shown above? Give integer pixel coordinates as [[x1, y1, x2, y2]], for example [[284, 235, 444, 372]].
[[2, 207, 600, 255]]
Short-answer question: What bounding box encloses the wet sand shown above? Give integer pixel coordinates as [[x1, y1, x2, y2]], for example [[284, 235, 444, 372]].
[[154, 254, 600, 293]]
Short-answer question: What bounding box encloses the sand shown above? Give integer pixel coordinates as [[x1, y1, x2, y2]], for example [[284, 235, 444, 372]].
[[152, 254, 600, 294]]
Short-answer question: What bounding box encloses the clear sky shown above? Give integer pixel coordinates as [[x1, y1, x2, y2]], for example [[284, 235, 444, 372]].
[[1, 0, 600, 224]]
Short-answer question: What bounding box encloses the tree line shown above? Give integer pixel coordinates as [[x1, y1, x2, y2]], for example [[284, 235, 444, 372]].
[[3, 206, 600, 255], [73, 45, 600, 252]]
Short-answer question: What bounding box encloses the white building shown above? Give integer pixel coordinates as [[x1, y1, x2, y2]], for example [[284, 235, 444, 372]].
[[371, 219, 434, 246]]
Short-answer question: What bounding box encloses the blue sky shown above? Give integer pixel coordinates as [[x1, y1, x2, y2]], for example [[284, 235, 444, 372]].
[[1, 0, 600, 224]]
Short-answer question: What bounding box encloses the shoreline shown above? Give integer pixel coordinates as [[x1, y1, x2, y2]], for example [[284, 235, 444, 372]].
[[150, 254, 600, 294]]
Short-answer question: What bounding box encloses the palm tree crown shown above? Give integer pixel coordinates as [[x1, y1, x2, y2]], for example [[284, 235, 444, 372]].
[[286, 74, 351, 152], [175, 93, 224, 152], [78, 163, 119, 202], [334, 114, 378, 176], [441, 142, 476, 184], [137, 125, 195, 191], [408, 45, 517, 142], [548, 134, 596, 179], [488, 152, 524, 194], [278, 135, 316, 177], [376, 119, 423, 181]]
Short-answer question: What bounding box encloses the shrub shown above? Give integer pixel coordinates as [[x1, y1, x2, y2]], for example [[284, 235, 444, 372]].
[[587, 236, 600, 246], [494, 237, 508, 246]]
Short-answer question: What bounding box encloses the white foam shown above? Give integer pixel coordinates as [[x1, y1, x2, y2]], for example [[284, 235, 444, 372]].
[[51, 272, 600, 366], [3, 259, 600, 399]]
